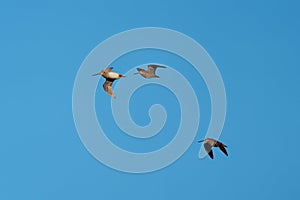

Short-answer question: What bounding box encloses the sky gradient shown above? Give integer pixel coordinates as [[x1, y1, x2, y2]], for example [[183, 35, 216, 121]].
[[1, 0, 300, 199]]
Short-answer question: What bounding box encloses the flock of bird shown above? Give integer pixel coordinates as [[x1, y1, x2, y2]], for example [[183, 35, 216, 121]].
[[93, 64, 165, 98], [93, 64, 228, 159]]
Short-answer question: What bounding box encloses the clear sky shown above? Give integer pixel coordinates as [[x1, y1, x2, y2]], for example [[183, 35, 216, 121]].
[[1, 0, 300, 199]]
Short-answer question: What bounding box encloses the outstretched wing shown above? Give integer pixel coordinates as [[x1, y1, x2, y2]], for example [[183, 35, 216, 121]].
[[104, 67, 113, 73], [204, 143, 214, 159], [102, 78, 115, 98], [218, 144, 228, 156], [147, 65, 166, 74]]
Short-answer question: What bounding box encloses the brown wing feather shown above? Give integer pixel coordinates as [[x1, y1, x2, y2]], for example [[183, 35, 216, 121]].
[[104, 67, 113, 73], [204, 143, 214, 159], [148, 65, 158, 74], [149, 64, 166, 75], [218, 144, 228, 156], [103, 79, 115, 98]]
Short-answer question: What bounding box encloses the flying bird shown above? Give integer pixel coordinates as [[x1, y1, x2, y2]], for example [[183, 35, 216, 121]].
[[92, 67, 125, 98], [135, 64, 166, 78], [198, 138, 228, 159]]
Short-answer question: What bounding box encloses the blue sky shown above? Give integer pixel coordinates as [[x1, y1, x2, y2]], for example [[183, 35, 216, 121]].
[[1, 0, 300, 199]]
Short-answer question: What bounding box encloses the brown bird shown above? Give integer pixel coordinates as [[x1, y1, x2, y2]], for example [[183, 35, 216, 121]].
[[198, 138, 228, 159], [135, 64, 166, 78], [93, 67, 125, 98]]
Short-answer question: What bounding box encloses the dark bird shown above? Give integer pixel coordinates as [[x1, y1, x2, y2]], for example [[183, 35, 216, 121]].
[[93, 67, 125, 98], [198, 138, 228, 159], [135, 64, 166, 78]]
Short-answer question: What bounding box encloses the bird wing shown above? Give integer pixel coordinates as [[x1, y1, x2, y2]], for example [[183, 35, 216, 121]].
[[148, 64, 166, 74], [103, 78, 115, 98], [148, 64, 166, 69], [147, 65, 159, 74], [204, 143, 214, 159], [218, 144, 228, 156], [104, 67, 113, 73]]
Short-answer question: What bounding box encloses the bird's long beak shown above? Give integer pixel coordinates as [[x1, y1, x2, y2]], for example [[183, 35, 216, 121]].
[[133, 72, 139, 75], [198, 139, 205, 143], [92, 72, 100, 76]]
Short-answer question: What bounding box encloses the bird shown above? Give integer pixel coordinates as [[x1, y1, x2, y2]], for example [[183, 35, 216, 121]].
[[198, 138, 228, 159], [92, 67, 125, 98], [134, 64, 166, 78]]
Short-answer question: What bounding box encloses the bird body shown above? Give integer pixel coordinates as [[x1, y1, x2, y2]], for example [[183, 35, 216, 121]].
[[198, 138, 228, 159], [93, 67, 125, 98], [104, 72, 124, 79], [135, 64, 166, 78]]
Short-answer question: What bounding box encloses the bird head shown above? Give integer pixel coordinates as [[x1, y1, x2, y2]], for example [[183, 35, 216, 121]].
[[92, 70, 105, 76]]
